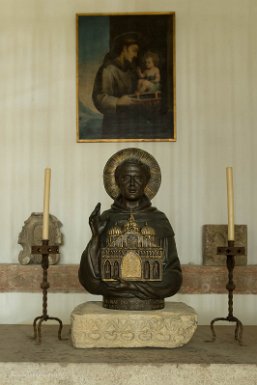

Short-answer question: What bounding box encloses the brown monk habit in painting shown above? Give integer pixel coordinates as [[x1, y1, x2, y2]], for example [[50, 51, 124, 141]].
[[79, 148, 182, 310]]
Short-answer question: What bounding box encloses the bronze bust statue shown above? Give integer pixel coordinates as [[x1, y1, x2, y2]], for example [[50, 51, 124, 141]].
[[79, 148, 182, 310]]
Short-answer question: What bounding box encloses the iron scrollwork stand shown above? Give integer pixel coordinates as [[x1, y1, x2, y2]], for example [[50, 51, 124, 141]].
[[31, 240, 63, 343], [209, 240, 245, 345]]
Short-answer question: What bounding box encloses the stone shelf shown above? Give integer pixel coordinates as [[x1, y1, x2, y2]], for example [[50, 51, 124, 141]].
[[0, 263, 257, 293], [0, 325, 256, 385]]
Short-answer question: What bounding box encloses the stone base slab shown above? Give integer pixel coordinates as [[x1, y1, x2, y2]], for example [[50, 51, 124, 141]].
[[71, 301, 197, 348]]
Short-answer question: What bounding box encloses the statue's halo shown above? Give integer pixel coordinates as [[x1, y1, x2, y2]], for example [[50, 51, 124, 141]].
[[103, 148, 161, 200]]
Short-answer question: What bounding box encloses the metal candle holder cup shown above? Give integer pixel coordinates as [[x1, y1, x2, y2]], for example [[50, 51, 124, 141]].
[[31, 240, 63, 343], [209, 240, 245, 345]]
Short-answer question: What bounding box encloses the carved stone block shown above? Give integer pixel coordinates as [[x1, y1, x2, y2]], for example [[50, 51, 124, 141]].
[[71, 301, 197, 348], [202, 225, 247, 266], [18, 212, 63, 265]]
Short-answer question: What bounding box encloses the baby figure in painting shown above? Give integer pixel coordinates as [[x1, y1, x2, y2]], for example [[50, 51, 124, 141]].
[[137, 51, 161, 94]]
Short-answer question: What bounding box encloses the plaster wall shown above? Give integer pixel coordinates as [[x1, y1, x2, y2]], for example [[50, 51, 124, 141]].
[[0, 0, 256, 324]]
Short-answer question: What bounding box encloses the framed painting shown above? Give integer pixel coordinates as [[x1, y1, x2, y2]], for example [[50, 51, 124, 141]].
[[76, 13, 176, 142]]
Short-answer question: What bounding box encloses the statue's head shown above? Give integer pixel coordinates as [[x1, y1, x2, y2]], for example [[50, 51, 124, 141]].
[[103, 148, 161, 203], [114, 159, 151, 201]]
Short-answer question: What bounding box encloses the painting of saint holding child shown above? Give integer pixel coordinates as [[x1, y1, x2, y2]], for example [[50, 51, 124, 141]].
[[77, 13, 176, 142]]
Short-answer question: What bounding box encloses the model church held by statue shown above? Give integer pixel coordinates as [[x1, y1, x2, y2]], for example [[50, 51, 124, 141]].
[[101, 214, 164, 282]]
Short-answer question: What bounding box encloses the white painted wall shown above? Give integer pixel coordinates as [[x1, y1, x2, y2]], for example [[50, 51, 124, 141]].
[[0, 0, 256, 324]]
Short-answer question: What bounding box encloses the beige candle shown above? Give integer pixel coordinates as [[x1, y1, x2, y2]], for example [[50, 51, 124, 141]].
[[226, 167, 234, 241], [42, 168, 51, 240]]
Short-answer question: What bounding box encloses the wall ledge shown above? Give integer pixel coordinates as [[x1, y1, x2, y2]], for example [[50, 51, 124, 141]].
[[0, 263, 256, 294]]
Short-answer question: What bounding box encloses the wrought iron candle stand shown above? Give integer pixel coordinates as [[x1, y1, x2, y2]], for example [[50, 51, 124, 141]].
[[209, 240, 245, 345], [31, 240, 63, 343]]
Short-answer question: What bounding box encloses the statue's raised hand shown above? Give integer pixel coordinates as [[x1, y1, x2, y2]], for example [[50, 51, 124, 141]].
[[89, 203, 107, 237]]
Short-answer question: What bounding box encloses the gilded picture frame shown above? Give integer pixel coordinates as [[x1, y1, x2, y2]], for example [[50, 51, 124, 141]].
[[76, 13, 176, 143]]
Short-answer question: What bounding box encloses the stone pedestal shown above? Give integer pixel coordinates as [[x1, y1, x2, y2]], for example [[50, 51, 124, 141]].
[[71, 301, 197, 348]]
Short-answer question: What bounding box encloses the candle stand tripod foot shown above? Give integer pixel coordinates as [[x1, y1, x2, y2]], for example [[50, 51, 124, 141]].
[[210, 316, 243, 345], [208, 241, 245, 345], [32, 240, 64, 344], [33, 315, 63, 344]]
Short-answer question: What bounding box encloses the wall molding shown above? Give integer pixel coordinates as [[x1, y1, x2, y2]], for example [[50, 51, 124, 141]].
[[0, 264, 257, 294]]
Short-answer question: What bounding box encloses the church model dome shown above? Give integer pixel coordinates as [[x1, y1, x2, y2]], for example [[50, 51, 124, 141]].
[[123, 214, 140, 233], [108, 223, 122, 236], [141, 223, 155, 236]]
